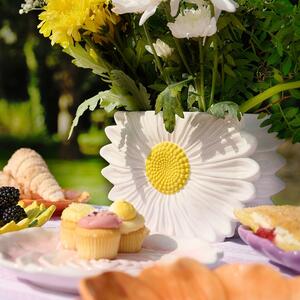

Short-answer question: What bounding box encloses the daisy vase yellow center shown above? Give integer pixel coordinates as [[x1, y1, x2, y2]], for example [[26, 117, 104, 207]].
[[145, 142, 190, 195]]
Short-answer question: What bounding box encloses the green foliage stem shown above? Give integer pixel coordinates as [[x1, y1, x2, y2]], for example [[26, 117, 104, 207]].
[[112, 39, 138, 80], [209, 37, 218, 107], [197, 39, 206, 111], [240, 81, 300, 113], [142, 24, 170, 84], [173, 38, 192, 75], [162, 2, 192, 75]]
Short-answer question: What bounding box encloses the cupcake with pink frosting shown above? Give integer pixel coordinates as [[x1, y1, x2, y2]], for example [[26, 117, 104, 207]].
[[75, 211, 122, 260]]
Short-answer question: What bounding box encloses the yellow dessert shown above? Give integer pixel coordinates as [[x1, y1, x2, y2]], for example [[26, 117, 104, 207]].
[[110, 200, 149, 253], [110, 200, 136, 221], [235, 205, 300, 251], [60, 203, 95, 250]]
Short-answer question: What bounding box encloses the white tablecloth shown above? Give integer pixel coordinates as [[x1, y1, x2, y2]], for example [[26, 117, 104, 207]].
[[0, 220, 295, 300]]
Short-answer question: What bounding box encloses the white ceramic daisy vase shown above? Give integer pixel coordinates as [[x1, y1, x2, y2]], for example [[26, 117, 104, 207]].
[[242, 114, 285, 207], [100, 111, 273, 242]]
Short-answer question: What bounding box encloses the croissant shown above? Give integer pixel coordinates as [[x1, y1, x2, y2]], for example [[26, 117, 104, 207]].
[[79, 258, 300, 300], [0, 171, 19, 190], [289, 277, 300, 300], [215, 263, 290, 300], [80, 272, 161, 300], [3, 148, 64, 202], [139, 258, 226, 300]]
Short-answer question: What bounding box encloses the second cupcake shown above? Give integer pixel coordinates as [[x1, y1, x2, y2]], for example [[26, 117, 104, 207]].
[[110, 200, 149, 253]]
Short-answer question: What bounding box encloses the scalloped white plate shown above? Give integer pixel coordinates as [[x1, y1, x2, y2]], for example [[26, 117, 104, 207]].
[[0, 227, 222, 293]]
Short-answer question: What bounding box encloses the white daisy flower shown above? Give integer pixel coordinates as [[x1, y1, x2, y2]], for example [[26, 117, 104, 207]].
[[112, 0, 182, 25], [211, 0, 238, 12], [169, 0, 238, 17], [170, 0, 180, 16], [112, 0, 162, 25], [167, 0, 239, 39], [167, 0, 217, 38], [100, 111, 260, 242], [145, 39, 174, 59]]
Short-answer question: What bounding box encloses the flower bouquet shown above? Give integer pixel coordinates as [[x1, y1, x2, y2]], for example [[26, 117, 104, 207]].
[[20, 0, 300, 241]]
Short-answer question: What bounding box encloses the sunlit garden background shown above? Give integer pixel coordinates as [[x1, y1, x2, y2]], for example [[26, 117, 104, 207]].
[[0, 0, 299, 206], [0, 0, 114, 205]]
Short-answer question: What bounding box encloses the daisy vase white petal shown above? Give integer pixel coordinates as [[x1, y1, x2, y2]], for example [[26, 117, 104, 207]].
[[242, 114, 286, 207], [100, 111, 263, 242]]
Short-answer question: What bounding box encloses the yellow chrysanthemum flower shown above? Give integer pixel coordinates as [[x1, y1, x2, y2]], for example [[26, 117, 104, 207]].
[[38, 0, 119, 48], [85, 5, 120, 45]]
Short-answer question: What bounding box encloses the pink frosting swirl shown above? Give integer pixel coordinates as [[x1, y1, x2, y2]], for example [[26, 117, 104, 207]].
[[78, 211, 122, 229]]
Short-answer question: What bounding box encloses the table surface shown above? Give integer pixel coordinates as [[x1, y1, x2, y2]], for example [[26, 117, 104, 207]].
[[0, 220, 295, 300]]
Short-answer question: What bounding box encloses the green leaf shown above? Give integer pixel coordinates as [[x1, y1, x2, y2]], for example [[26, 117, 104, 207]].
[[217, 15, 232, 31], [108, 70, 151, 111], [269, 17, 287, 31], [148, 83, 167, 92], [292, 129, 300, 143], [268, 122, 285, 133], [68, 93, 102, 139], [267, 51, 280, 65], [64, 43, 111, 77], [290, 89, 300, 99], [284, 107, 299, 120], [273, 68, 283, 83], [225, 54, 236, 66], [224, 64, 236, 78], [69, 70, 151, 138], [260, 117, 274, 127], [272, 36, 283, 56], [100, 71, 152, 113], [207, 101, 242, 121], [136, 39, 147, 65], [270, 112, 282, 120], [155, 80, 189, 133], [230, 15, 246, 31], [99, 90, 137, 112], [187, 85, 199, 111], [124, 48, 138, 69], [282, 56, 292, 76], [289, 117, 300, 127], [258, 112, 268, 119]]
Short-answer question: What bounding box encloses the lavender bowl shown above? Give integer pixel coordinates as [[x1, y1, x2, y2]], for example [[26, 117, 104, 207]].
[[238, 225, 300, 273]]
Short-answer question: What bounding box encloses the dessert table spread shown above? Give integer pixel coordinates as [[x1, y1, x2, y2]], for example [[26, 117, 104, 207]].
[[0, 219, 296, 300]]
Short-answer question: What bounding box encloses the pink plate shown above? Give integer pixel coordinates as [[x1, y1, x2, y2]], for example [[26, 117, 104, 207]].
[[0, 227, 222, 294], [238, 225, 300, 274]]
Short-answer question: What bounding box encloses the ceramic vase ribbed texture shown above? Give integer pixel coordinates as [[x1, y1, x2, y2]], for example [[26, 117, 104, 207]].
[[242, 114, 285, 207]]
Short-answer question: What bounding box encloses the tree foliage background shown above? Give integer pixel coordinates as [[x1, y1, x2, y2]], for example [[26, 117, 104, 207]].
[[0, 0, 105, 155]]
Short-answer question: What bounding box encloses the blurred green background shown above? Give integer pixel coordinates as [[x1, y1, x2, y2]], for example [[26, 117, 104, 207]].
[[0, 1, 299, 206], [0, 0, 112, 205]]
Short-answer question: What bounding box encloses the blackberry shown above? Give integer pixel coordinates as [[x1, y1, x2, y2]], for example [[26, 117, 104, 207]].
[[0, 186, 20, 209], [2, 206, 27, 224]]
